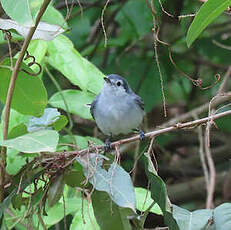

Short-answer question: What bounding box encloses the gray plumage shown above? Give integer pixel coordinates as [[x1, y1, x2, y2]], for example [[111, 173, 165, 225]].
[[90, 74, 144, 136]]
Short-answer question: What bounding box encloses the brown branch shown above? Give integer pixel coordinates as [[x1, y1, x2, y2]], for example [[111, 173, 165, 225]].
[[64, 109, 231, 158]]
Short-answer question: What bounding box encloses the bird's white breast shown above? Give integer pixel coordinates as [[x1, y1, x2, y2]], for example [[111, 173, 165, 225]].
[[94, 87, 144, 136]]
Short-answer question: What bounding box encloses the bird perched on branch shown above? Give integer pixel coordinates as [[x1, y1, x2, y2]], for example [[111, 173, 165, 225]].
[[90, 74, 145, 149]]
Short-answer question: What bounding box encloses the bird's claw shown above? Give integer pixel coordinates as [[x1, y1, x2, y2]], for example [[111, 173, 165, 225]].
[[139, 130, 145, 140], [105, 138, 111, 151]]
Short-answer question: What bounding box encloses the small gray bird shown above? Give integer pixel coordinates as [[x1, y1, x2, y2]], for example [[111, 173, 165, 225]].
[[90, 74, 145, 148]]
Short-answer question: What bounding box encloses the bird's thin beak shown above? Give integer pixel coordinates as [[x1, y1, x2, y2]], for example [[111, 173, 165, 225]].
[[104, 77, 111, 84]]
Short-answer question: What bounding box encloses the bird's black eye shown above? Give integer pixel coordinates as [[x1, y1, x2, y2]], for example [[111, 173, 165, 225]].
[[117, 81, 122, 86]]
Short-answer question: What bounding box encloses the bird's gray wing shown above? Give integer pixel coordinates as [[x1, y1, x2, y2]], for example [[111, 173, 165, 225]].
[[90, 95, 99, 120], [133, 94, 144, 111]]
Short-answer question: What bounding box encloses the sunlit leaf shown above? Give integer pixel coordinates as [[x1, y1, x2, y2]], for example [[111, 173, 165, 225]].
[[0, 130, 59, 153], [135, 187, 162, 215], [70, 199, 100, 230], [6, 148, 27, 175], [0, 0, 42, 26], [49, 89, 94, 119], [47, 35, 104, 93]]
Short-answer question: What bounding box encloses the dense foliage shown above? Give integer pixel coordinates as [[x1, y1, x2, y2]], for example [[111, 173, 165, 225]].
[[0, 0, 231, 229]]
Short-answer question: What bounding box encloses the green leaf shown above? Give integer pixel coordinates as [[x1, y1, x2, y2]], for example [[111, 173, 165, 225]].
[[144, 152, 178, 230], [70, 199, 100, 230], [0, 130, 59, 153], [43, 196, 82, 227], [214, 203, 231, 230], [135, 187, 162, 215], [6, 148, 27, 175], [47, 35, 104, 93], [49, 89, 95, 119], [0, 0, 42, 26], [42, 5, 68, 29], [64, 169, 85, 187], [172, 205, 213, 230], [116, 0, 153, 38], [23, 40, 48, 72], [53, 115, 68, 131], [186, 0, 231, 47], [48, 175, 65, 207], [92, 191, 132, 230], [144, 152, 170, 214], [77, 155, 136, 212], [0, 58, 47, 116], [0, 108, 30, 139]]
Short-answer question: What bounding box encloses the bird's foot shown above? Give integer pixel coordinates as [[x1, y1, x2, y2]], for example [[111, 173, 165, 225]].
[[139, 130, 145, 141], [105, 138, 112, 152]]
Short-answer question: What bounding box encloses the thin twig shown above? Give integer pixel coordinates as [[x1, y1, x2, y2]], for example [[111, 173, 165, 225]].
[[101, 0, 110, 47], [218, 66, 231, 94], [194, 114, 209, 193], [149, 0, 167, 117], [205, 121, 216, 209]]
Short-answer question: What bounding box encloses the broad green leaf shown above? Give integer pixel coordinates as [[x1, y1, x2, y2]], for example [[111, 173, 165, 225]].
[[173, 205, 213, 230], [77, 155, 136, 212], [0, 58, 47, 116], [135, 187, 162, 215], [49, 89, 95, 119], [0, 130, 59, 153], [64, 169, 85, 187], [47, 35, 104, 93], [186, 0, 231, 47], [53, 115, 68, 131], [0, 0, 42, 26], [6, 148, 27, 175], [214, 203, 231, 230], [144, 152, 178, 230], [92, 191, 132, 230], [67, 16, 91, 48], [116, 0, 152, 38], [24, 40, 48, 71], [0, 19, 65, 40], [43, 196, 82, 227], [42, 5, 68, 29], [70, 200, 100, 230], [0, 108, 30, 139], [48, 175, 65, 207], [144, 152, 170, 214]]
